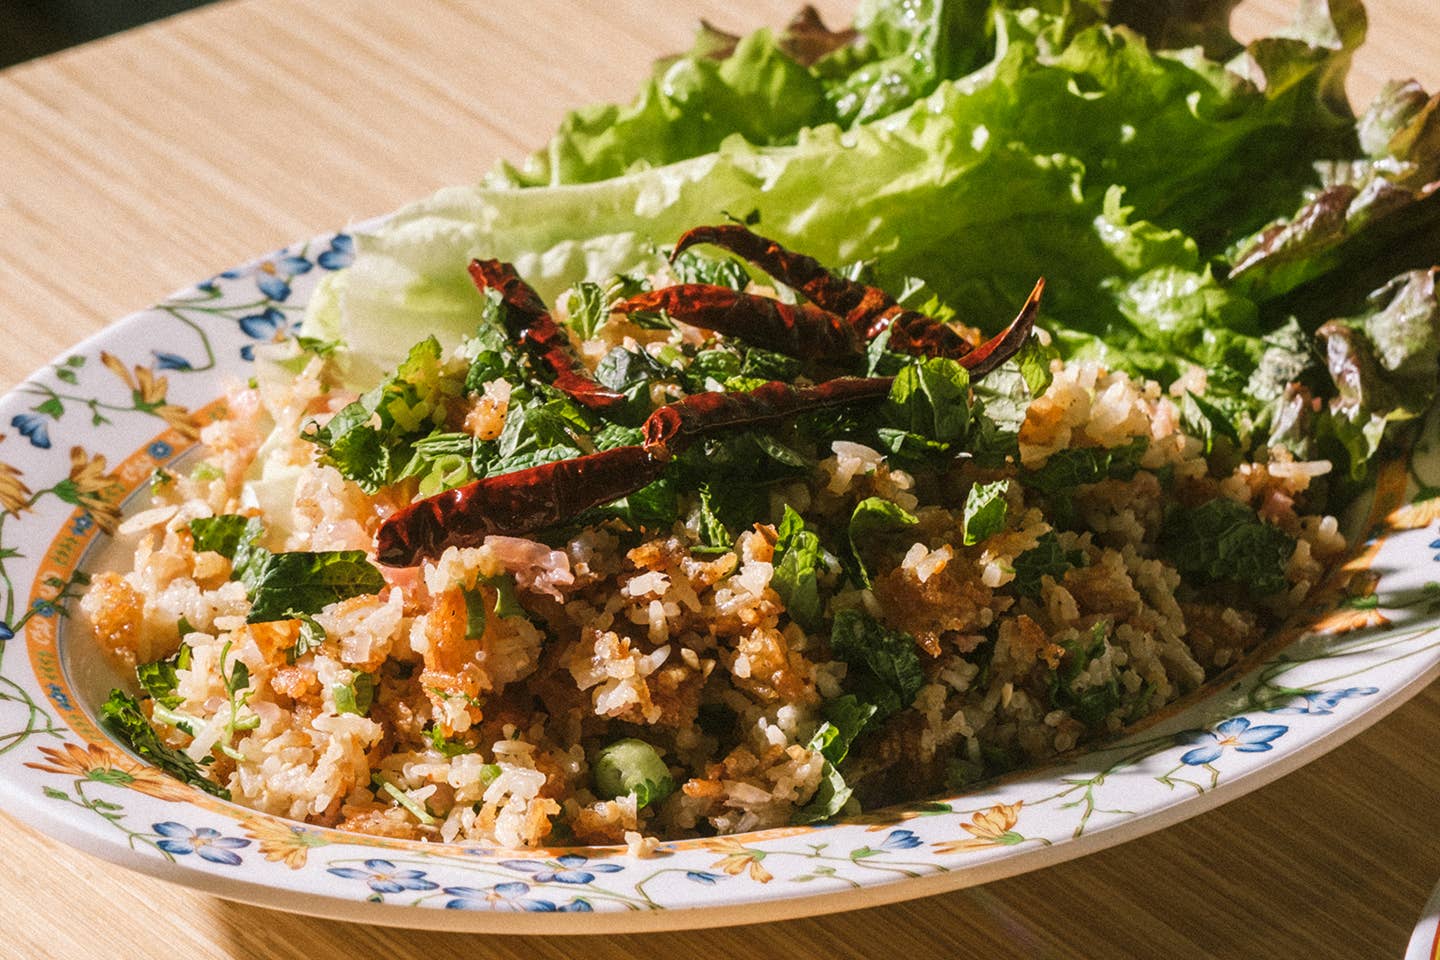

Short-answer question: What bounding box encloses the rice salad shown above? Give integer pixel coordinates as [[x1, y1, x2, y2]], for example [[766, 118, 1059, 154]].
[[82, 252, 1347, 850]]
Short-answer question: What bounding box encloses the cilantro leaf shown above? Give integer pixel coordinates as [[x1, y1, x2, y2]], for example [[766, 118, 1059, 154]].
[[1048, 622, 1121, 727], [962, 480, 1009, 546], [100, 690, 229, 799], [303, 336, 452, 492], [427, 725, 473, 758], [1158, 497, 1296, 596], [135, 647, 188, 710], [289, 615, 326, 663]]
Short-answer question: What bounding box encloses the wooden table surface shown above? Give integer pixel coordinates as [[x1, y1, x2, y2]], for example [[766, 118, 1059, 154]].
[[2, 1, 1438, 956]]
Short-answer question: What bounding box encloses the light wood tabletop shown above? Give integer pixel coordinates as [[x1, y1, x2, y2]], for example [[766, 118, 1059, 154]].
[[2, 1, 1439, 956]]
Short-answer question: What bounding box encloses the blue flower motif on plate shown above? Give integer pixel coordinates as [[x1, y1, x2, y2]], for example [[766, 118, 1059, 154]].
[[879, 829, 923, 851], [443, 882, 556, 912], [152, 352, 194, 371], [11, 413, 50, 449], [685, 870, 724, 885], [498, 853, 625, 884], [152, 822, 251, 865], [1271, 686, 1380, 715], [198, 266, 247, 294], [254, 253, 313, 302], [238, 306, 292, 361], [1178, 717, 1288, 766], [148, 441, 173, 460], [326, 858, 438, 894], [317, 234, 354, 270]]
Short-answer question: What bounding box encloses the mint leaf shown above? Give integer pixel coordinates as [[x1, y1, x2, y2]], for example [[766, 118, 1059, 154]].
[[188, 515, 263, 559], [1015, 338, 1057, 397], [1022, 438, 1148, 496], [135, 647, 188, 710], [962, 480, 1009, 546], [1012, 532, 1085, 599], [773, 506, 826, 631], [847, 497, 918, 588], [333, 672, 376, 716], [1048, 622, 1121, 727], [828, 609, 924, 722], [792, 758, 852, 825], [884, 356, 971, 444], [245, 551, 385, 623], [795, 692, 883, 823], [1158, 497, 1295, 596], [694, 483, 734, 555]]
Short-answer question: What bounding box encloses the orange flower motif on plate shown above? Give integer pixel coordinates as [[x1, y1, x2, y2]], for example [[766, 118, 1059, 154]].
[[240, 815, 330, 869], [25, 741, 193, 802], [1312, 570, 1390, 634], [60, 446, 123, 534], [0, 436, 32, 516], [932, 801, 1029, 853], [697, 837, 773, 883], [100, 350, 199, 440], [1389, 495, 1440, 530]]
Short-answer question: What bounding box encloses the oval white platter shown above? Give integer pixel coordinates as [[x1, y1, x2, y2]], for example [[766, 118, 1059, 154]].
[[1, 233, 1437, 933]]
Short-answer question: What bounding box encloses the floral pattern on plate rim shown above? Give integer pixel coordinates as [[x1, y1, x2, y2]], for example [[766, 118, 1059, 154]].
[[0, 233, 1438, 927]]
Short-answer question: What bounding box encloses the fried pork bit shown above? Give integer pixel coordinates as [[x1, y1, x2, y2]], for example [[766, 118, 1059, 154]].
[[416, 586, 487, 733], [82, 572, 149, 670]]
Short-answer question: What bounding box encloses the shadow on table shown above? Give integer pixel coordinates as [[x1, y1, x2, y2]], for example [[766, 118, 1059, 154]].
[[0, 0, 215, 68], [210, 884, 1061, 960]]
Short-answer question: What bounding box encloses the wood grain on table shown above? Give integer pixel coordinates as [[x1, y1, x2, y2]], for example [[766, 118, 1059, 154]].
[[2, 1, 1439, 957]]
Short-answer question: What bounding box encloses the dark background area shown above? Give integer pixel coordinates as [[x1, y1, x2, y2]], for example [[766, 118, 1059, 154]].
[[0, 0, 214, 68]]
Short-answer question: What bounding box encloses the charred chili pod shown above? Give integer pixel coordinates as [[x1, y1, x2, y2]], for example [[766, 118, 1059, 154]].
[[616, 284, 865, 361], [666, 224, 975, 360], [468, 259, 627, 411], [375, 283, 1043, 567], [375, 446, 662, 567]]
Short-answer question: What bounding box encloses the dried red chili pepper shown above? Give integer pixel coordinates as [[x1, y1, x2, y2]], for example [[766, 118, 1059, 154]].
[[617, 285, 864, 361], [375, 283, 1042, 566], [665, 224, 975, 360], [468, 259, 627, 411], [375, 446, 661, 567]]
